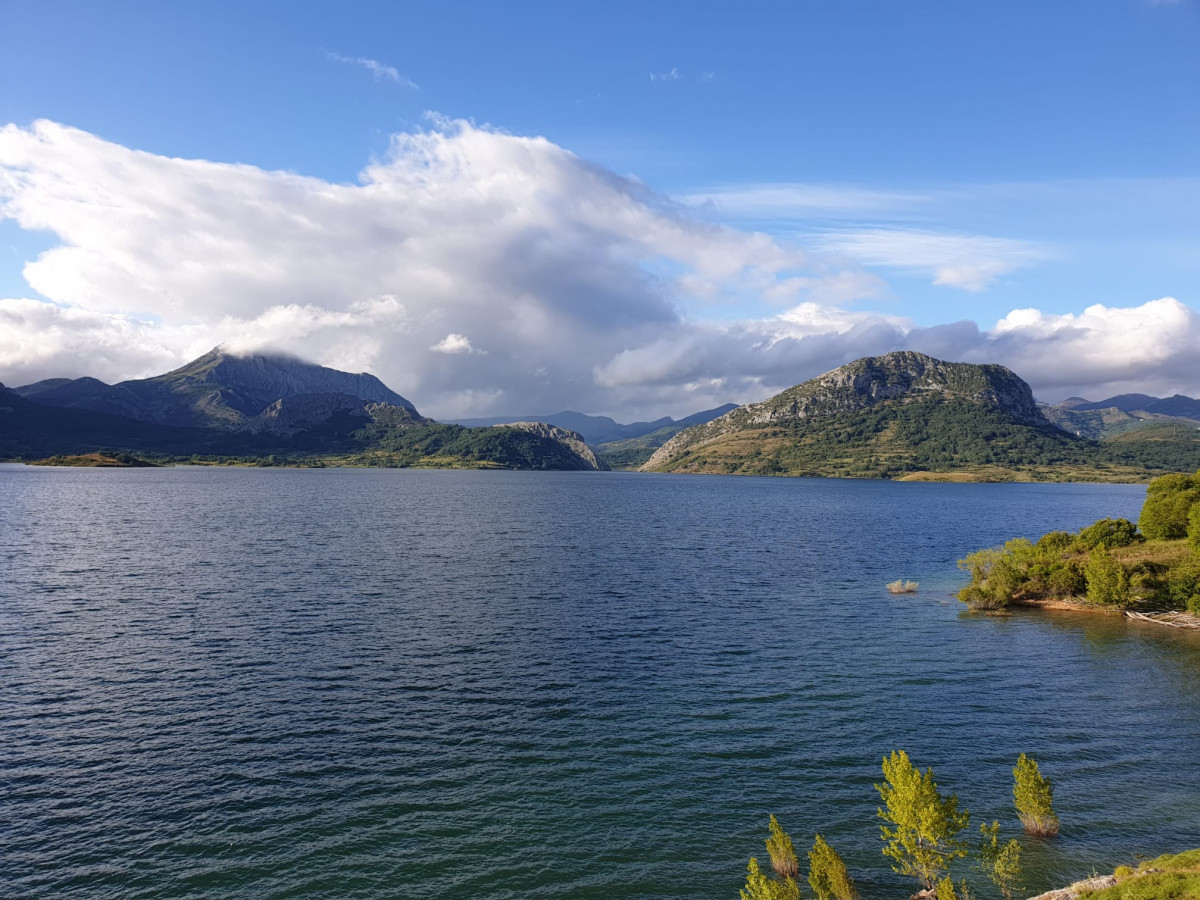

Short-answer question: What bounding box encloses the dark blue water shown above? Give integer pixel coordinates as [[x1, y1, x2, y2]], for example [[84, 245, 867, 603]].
[[2, 466, 1198, 899]]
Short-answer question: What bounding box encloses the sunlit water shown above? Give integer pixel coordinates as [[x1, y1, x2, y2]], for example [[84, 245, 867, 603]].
[[2, 466, 1198, 899]]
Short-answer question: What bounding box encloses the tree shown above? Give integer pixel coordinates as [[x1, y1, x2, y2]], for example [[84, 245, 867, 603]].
[[1076, 518, 1140, 550], [875, 750, 970, 891], [1085, 545, 1129, 608], [979, 821, 1022, 900], [766, 814, 800, 879], [808, 834, 858, 900], [1013, 754, 1060, 837], [1188, 504, 1200, 556], [1138, 472, 1200, 540], [740, 857, 801, 900]]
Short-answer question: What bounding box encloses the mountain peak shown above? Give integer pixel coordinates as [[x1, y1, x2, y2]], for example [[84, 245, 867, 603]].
[[15, 348, 417, 430], [643, 352, 1051, 474]]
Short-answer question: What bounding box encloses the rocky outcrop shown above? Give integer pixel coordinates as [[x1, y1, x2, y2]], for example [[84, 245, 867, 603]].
[[494, 422, 607, 470], [1025, 875, 1116, 899], [240, 392, 372, 436], [644, 351, 1049, 471]]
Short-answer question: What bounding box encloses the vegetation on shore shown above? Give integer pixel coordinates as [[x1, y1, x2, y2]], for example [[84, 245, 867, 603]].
[[1079, 849, 1200, 899], [741, 751, 1054, 900], [28, 452, 160, 467], [956, 471, 1200, 617]]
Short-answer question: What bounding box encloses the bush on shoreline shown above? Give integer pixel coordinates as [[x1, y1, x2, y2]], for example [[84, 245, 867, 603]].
[[956, 469, 1200, 613]]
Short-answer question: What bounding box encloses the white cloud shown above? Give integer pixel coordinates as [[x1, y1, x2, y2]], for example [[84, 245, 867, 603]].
[[0, 120, 1194, 419], [817, 228, 1049, 291], [0, 119, 856, 417], [649, 67, 681, 83], [971, 297, 1200, 398], [685, 183, 930, 219], [326, 52, 419, 89], [431, 333, 483, 354]]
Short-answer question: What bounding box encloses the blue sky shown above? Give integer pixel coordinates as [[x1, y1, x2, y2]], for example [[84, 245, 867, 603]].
[[1, 0, 1198, 416]]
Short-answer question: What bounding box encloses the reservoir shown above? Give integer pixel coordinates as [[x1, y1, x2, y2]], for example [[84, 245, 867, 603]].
[[2, 466, 1198, 898]]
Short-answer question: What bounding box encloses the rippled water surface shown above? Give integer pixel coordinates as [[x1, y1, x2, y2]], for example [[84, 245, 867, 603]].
[[3, 466, 1199, 899]]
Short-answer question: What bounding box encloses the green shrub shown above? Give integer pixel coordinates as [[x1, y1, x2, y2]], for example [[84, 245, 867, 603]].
[[766, 815, 800, 880], [1138, 471, 1200, 540], [1189, 504, 1200, 555], [741, 857, 801, 900], [1086, 546, 1130, 608], [1013, 754, 1059, 837], [1076, 518, 1141, 550], [808, 834, 858, 900], [1166, 564, 1200, 616], [1047, 560, 1087, 598], [980, 821, 1022, 900], [1036, 531, 1074, 553]]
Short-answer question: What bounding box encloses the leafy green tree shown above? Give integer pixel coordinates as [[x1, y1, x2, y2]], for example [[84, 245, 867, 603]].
[[1166, 564, 1200, 615], [766, 814, 800, 879], [876, 750, 971, 891], [1188, 504, 1200, 556], [1013, 754, 1060, 837], [740, 857, 801, 900], [1085, 546, 1130, 608], [1138, 472, 1200, 540], [808, 834, 858, 900], [1076, 518, 1141, 550], [979, 821, 1022, 900], [957, 546, 1021, 610]]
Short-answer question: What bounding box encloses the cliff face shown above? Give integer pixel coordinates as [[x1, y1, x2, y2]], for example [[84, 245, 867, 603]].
[[496, 422, 607, 470], [644, 351, 1054, 473]]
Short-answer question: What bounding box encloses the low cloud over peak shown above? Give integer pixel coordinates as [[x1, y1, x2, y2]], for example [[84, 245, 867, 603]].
[[0, 119, 1196, 418]]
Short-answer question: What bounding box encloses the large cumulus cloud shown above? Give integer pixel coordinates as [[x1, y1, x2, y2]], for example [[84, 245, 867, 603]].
[[0, 119, 1196, 415]]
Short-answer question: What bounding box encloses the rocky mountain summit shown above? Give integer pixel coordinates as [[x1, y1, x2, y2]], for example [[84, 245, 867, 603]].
[[3, 350, 600, 470], [645, 351, 1049, 472], [15, 347, 416, 430]]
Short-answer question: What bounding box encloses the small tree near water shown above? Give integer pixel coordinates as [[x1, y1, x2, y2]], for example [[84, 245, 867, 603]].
[[740, 857, 800, 900], [876, 750, 970, 891], [808, 834, 858, 900], [1013, 754, 1059, 837], [1085, 546, 1129, 608], [742, 816, 801, 900], [979, 821, 1022, 900], [766, 814, 800, 879]]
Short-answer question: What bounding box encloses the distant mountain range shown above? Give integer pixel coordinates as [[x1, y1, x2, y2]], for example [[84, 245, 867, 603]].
[[5, 348, 1199, 480], [1, 348, 603, 470], [450, 405, 738, 447], [13, 347, 416, 429], [1043, 391, 1200, 441], [641, 351, 1200, 481]]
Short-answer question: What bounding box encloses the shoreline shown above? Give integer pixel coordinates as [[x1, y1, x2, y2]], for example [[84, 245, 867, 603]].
[[1002, 596, 1200, 630]]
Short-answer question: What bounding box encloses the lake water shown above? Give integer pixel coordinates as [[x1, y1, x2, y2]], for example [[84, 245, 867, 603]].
[[2, 466, 1199, 899]]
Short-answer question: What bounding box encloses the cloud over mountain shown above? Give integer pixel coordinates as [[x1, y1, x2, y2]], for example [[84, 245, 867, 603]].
[[0, 119, 1196, 416]]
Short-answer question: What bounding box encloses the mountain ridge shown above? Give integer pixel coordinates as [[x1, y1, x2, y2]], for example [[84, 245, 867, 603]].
[[645, 351, 1049, 472], [14, 347, 417, 430], [2, 350, 602, 471], [449, 404, 738, 446], [641, 351, 1200, 480]]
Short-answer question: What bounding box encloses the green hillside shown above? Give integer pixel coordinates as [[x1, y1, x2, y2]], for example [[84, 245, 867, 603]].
[[643, 352, 1200, 481]]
